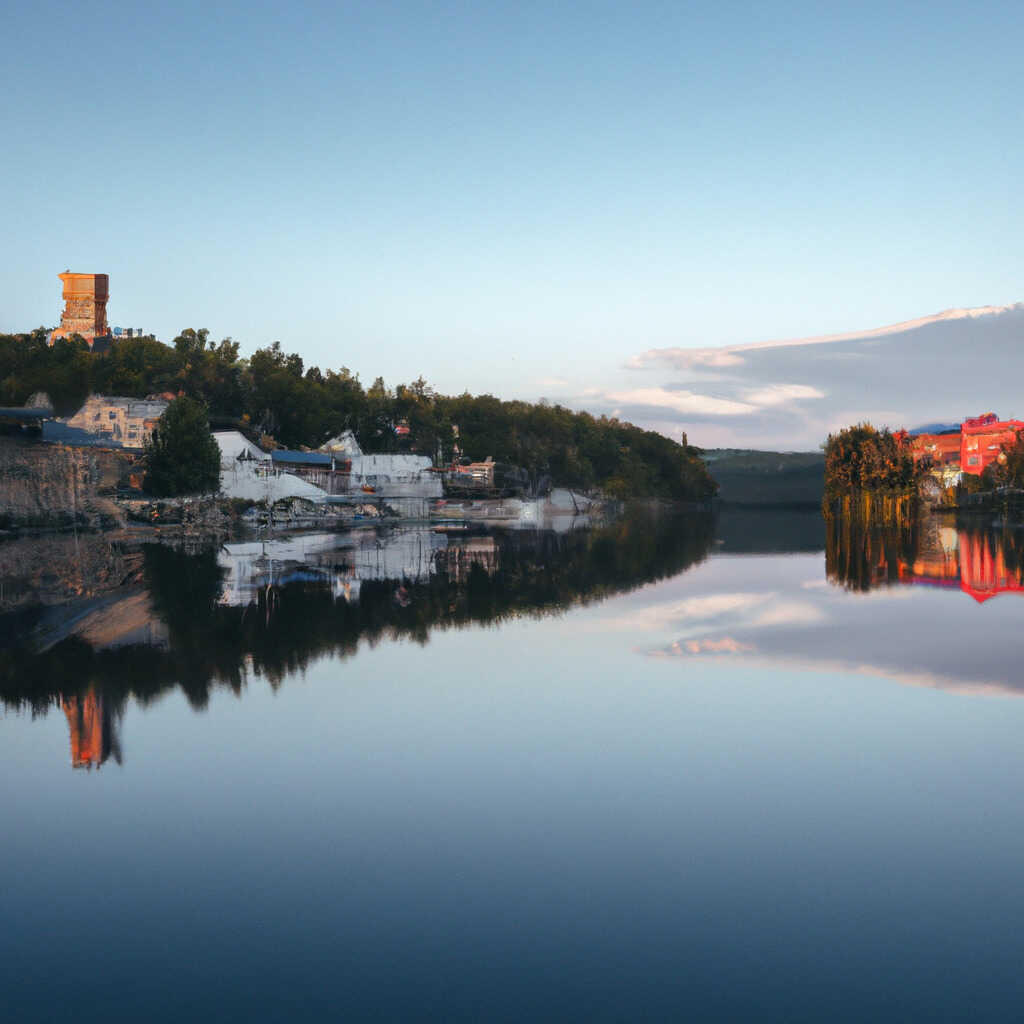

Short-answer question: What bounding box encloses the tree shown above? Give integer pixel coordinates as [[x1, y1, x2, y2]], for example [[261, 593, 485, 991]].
[[143, 397, 221, 496], [823, 423, 920, 498]]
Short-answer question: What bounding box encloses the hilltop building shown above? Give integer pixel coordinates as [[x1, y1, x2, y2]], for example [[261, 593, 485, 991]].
[[49, 272, 111, 349]]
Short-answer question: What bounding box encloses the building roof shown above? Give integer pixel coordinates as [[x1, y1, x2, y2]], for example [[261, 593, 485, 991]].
[[213, 430, 270, 463], [320, 430, 363, 456], [272, 450, 332, 466], [0, 407, 51, 420]]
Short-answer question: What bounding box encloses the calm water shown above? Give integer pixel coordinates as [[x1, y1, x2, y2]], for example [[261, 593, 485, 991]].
[[4, 506, 1024, 1021]]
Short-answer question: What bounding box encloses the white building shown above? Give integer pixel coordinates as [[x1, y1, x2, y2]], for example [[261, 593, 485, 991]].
[[213, 430, 328, 503], [45, 394, 169, 449]]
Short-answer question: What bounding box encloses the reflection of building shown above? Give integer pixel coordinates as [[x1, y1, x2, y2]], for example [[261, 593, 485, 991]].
[[959, 531, 1024, 603], [897, 526, 1024, 603], [217, 527, 448, 606], [435, 536, 499, 582], [49, 272, 110, 349], [62, 690, 121, 770]]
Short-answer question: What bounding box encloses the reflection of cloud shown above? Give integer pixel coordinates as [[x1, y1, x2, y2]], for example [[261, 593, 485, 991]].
[[666, 636, 755, 654], [604, 592, 769, 631], [751, 601, 826, 627], [599, 591, 825, 633], [648, 646, 1024, 699]]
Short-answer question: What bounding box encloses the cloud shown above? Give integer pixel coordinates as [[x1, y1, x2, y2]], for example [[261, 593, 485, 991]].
[[627, 347, 746, 370], [534, 376, 572, 393], [604, 387, 756, 416], [603, 302, 1024, 449], [741, 384, 825, 407], [626, 303, 1021, 372], [593, 383, 825, 423]]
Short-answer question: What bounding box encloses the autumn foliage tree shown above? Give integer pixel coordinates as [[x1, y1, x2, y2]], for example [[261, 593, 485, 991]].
[[823, 423, 921, 499]]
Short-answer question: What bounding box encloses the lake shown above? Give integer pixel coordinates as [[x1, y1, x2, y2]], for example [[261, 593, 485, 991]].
[[4, 505, 1024, 1021]]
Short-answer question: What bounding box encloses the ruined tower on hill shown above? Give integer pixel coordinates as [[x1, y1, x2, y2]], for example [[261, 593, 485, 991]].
[[49, 272, 110, 348]]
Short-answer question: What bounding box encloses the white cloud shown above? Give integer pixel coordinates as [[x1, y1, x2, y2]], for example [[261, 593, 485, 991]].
[[626, 303, 1021, 373], [534, 376, 572, 393], [603, 387, 756, 416], [627, 348, 746, 370], [742, 384, 825, 407]]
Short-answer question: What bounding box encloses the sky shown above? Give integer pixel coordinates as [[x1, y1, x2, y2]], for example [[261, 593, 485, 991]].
[[3, 0, 1023, 447]]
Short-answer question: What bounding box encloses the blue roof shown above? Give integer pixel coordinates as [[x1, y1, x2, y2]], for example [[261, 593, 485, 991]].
[[0, 407, 52, 419], [271, 450, 332, 466]]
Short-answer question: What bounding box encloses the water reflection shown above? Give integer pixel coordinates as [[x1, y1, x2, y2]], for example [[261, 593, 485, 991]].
[[826, 513, 1024, 602], [633, 512, 1024, 696], [62, 690, 122, 770], [0, 506, 715, 765]]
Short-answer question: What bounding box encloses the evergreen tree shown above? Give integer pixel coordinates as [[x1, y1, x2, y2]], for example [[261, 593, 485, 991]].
[[143, 397, 221, 496]]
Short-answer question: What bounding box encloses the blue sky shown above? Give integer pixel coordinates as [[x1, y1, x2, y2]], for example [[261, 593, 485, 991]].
[[3, 1, 1022, 444]]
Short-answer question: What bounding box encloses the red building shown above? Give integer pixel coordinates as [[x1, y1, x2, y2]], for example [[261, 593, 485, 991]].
[[909, 431, 961, 468], [960, 412, 1024, 476], [908, 412, 1024, 477]]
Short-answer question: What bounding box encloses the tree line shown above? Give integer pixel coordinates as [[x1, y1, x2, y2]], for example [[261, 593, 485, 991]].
[[0, 328, 715, 500]]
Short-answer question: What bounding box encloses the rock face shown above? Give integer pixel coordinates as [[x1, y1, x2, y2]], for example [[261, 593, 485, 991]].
[[0, 438, 136, 529]]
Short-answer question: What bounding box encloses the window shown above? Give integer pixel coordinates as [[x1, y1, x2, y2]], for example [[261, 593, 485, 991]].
[[968, 456, 980, 466]]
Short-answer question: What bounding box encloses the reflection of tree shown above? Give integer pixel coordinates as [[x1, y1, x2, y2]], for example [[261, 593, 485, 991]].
[[0, 506, 715, 724], [825, 511, 919, 591], [827, 509, 1024, 598]]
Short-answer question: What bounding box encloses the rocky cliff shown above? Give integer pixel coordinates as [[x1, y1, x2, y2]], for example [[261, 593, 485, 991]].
[[0, 438, 137, 529]]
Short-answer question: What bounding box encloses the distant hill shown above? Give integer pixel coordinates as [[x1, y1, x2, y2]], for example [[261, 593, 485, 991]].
[[703, 449, 824, 506], [909, 422, 960, 435]]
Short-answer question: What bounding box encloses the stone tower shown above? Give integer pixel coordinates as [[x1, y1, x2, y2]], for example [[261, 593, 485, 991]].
[[50, 272, 109, 346]]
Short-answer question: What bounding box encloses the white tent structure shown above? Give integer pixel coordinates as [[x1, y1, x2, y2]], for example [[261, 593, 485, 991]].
[[213, 431, 327, 503]]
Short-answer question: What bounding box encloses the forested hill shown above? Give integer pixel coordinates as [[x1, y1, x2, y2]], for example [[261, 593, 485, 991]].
[[0, 328, 716, 501]]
